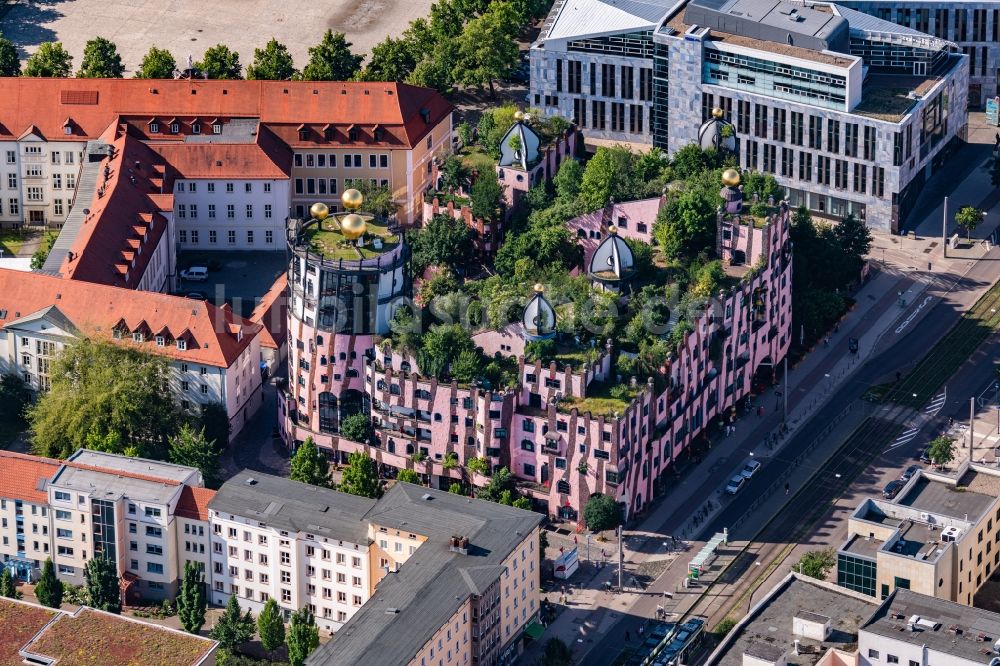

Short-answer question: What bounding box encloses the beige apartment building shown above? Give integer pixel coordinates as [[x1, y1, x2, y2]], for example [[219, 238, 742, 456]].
[[838, 469, 1000, 605]]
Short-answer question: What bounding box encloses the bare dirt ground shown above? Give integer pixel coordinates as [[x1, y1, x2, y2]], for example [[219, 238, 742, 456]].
[[0, 0, 434, 74]]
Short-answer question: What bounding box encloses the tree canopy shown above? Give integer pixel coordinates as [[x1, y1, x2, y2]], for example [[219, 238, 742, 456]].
[[339, 413, 373, 444], [287, 607, 320, 666], [796, 548, 835, 580], [928, 436, 955, 465], [410, 214, 473, 275], [29, 339, 180, 460], [360, 37, 418, 82], [583, 494, 622, 533], [289, 436, 331, 487], [84, 555, 120, 613], [211, 595, 256, 651], [397, 468, 422, 484], [169, 424, 222, 488], [24, 42, 73, 77], [35, 559, 63, 609], [177, 562, 207, 634], [0, 37, 19, 76], [246, 38, 296, 80], [0, 568, 17, 599], [339, 451, 382, 499], [134, 46, 176, 78], [257, 597, 286, 654], [452, 3, 519, 95], [955, 206, 984, 239], [77, 37, 124, 78], [196, 44, 242, 79], [301, 30, 362, 81], [470, 172, 504, 222]]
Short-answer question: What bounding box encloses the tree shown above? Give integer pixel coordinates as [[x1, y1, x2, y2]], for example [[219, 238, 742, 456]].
[[410, 214, 473, 274], [654, 185, 718, 260], [289, 436, 331, 487], [0, 373, 31, 426], [553, 159, 583, 203], [29, 339, 180, 460], [928, 436, 955, 466], [453, 3, 519, 95], [84, 555, 120, 613], [448, 482, 464, 495], [246, 38, 296, 80], [24, 42, 72, 77], [135, 46, 176, 79], [671, 144, 719, 180], [347, 179, 397, 219], [257, 597, 286, 655], [177, 561, 207, 634], [0, 37, 21, 76], [211, 595, 257, 652], [955, 206, 984, 240], [0, 567, 18, 599], [418, 323, 477, 380], [169, 424, 222, 488], [583, 494, 622, 534], [339, 413, 372, 444], [477, 466, 518, 503], [578, 145, 640, 212], [34, 558, 63, 609], [360, 36, 417, 82], [287, 606, 320, 666], [796, 548, 835, 580], [339, 451, 382, 498], [467, 456, 490, 476], [470, 172, 504, 222], [199, 402, 231, 450], [77, 37, 124, 78], [301, 30, 362, 81], [196, 44, 242, 79], [538, 529, 548, 571], [513, 496, 532, 510], [742, 171, 782, 203], [397, 468, 422, 484], [538, 637, 573, 666]]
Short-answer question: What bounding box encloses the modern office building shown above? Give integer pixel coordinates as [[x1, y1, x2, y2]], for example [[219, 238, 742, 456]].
[[531, 0, 969, 231], [0, 268, 264, 437], [837, 469, 1000, 606], [836, 0, 1000, 106]]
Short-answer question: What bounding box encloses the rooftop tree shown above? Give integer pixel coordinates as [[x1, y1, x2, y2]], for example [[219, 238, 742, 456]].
[[24, 42, 72, 77], [77, 37, 124, 78], [301, 30, 362, 81], [410, 214, 473, 275]]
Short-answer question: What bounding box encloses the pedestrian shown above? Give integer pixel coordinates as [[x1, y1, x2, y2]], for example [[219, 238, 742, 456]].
[[639, 625, 644, 637]]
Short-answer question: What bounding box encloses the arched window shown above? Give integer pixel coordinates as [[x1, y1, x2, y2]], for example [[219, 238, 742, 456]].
[[406, 443, 415, 455], [316, 335, 324, 346], [387, 439, 396, 454], [318, 392, 338, 434], [376, 380, 387, 391], [390, 384, 401, 395], [434, 413, 442, 422]]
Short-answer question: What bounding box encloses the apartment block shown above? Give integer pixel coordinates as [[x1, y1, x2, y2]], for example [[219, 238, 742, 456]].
[[0, 452, 61, 577], [838, 469, 1000, 606], [531, 0, 969, 231], [0, 268, 263, 438]]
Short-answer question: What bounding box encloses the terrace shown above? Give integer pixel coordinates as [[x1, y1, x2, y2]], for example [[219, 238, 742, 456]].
[[557, 380, 639, 417], [299, 215, 400, 262], [854, 70, 946, 122]]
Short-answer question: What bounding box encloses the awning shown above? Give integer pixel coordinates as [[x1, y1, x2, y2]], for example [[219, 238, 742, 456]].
[[523, 622, 545, 641]]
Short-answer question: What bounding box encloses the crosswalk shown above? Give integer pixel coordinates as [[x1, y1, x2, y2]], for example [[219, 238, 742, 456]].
[[888, 426, 922, 451], [925, 389, 947, 415]]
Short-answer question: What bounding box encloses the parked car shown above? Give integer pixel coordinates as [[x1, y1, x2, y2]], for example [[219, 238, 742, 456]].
[[741, 459, 762, 479], [725, 475, 746, 495], [900, 464, 920, 482], [919, 448, 932, 464], [180, 266, 208, 281], [883, 479, 905, 499], [185, 291, 207, 301]]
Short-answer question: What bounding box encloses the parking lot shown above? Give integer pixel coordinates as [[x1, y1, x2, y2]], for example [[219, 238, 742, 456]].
[[176, 251, 285, 318]]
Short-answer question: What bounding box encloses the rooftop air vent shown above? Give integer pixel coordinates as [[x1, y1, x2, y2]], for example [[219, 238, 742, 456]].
[[422, 493, 433, 500], [245, 477, 257, 486], [385, 608, 400, 614]]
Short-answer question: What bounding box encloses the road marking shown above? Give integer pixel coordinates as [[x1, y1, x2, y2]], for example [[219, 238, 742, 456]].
[[925, 390, 947, 415], [895, 295, 935, 335], [887, 427, 921, 451]]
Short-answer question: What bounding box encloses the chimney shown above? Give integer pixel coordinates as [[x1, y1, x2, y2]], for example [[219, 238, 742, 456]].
[[459, 536, 469, 555], [793, 640, 800, 655]]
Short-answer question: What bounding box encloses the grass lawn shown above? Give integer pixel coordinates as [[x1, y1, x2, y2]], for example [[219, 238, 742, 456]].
[[558, 381, 638, 417], [0, 599, 56, 665], [553, 346, 600, 368], [0, 230, 37, 257], [302, 218, 400, 262], [460, 146, 497, 174], [25, 607, 212, 666]]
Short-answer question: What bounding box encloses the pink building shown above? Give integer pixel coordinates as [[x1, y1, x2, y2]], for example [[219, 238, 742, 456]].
[[495, 116, 580, 209], [281, 171, 794, 525]]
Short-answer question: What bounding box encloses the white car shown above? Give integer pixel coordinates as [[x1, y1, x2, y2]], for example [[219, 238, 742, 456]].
[[741, 459, 762, 479], [180, 266, 208, 281], [725, 475, 746, 495]]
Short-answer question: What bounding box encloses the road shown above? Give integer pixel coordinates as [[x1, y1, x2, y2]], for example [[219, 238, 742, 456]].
[[581, 245, 1000, 665]]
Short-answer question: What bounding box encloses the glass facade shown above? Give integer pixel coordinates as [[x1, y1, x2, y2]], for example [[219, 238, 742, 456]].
[[652, 42, 670, 149], [92, 499, 117, 565], [703, 48, 848, 111], [850, 37, 949, 75], [837, 552, 876, 596], [568, 31, 654, 59]]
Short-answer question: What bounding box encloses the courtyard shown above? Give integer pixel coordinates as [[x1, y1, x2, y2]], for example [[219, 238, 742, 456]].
[[175, 250, 285, 318], [0, 0, 434, 74]]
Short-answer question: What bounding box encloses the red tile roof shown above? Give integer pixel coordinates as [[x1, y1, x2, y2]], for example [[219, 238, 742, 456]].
[[0, 268, 261, 368], [249, 273, 288, 351], [0, 78, 452, 149], [146, 124, 293, 180], [0, 451, 61, 503], [175, 486, 216, 521]]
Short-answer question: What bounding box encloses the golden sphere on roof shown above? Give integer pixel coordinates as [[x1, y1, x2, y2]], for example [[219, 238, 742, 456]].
[[514, 110, 525, 121], [721, 168, 741, 187], [310, 202, 329, 221], [340, 213, 367, 240], [607, 224, 619, 235], [533, 283, 544, 293], [712, 107, 724, 119], [341, 188, 364, 211]]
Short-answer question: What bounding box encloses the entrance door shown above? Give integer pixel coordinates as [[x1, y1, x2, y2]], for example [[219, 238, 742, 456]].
[[28, 211, 44, 225]]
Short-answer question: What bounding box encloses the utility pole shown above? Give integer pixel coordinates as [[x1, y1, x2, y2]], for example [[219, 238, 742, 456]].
[[783, 356, 789, 420], [943, 196, 949, 258], [617, 525, 624, 593], [970, 396, 976, 457]]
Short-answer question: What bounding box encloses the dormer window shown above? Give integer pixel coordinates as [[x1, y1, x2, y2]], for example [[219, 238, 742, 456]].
[[298, 128, 309, 141], [170, 123, 180, 134], [63, 125, 72, 135], [373, 127, 383, 142], [213, 123, 222, 134], [348, 128, 358, 141], [132, 331, 144, 343], [323, 126, 333, 141], [113, 329, 123, 340], [155, 335, 165, 347], [192, 123, 201, 134], [176, 339, 187, 351], [149, 122, 160, 134]]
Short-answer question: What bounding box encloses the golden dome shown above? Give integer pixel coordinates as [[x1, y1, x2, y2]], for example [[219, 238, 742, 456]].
[[712, 107, 724, 119], [309, 202, 329, 221], [340, 213, 366, 240], [341, 188, 363, 211], [721, 168, 741, 187], [607, 224, 618, 235], [533, 283, 544, 293], [514, 110, 525, 121]]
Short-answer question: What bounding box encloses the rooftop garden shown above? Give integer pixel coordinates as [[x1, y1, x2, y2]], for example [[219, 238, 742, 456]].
[[24, 608, 211, 666], [0, 600, 55, 666], [557, 380, 639, 417], [854, 86, 916, 122], [302, 216, 400, 261]]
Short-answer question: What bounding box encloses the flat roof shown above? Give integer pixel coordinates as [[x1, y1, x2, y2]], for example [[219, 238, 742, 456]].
[[862, 588, 1000, 664], [69, 449, 198, 484], [897, 473, 997, 523], [51, 465, 182, 505], [713, 575, 877, 666], [842, 533, 883, 559]]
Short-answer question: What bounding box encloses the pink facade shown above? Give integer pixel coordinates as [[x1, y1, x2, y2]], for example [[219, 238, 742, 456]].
[[496, 126, 580, 209], [568, 197, 661, 267]]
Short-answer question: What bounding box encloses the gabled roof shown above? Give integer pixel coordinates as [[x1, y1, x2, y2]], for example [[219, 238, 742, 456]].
[[249, 273, 288, 351], [0, 268, 261, 368], [0, 451, 61, 504], [176, 486, 216, 521], [0, 79, 452, 149], [146, 124, 293, 180], [543, 0, 673, 40]]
